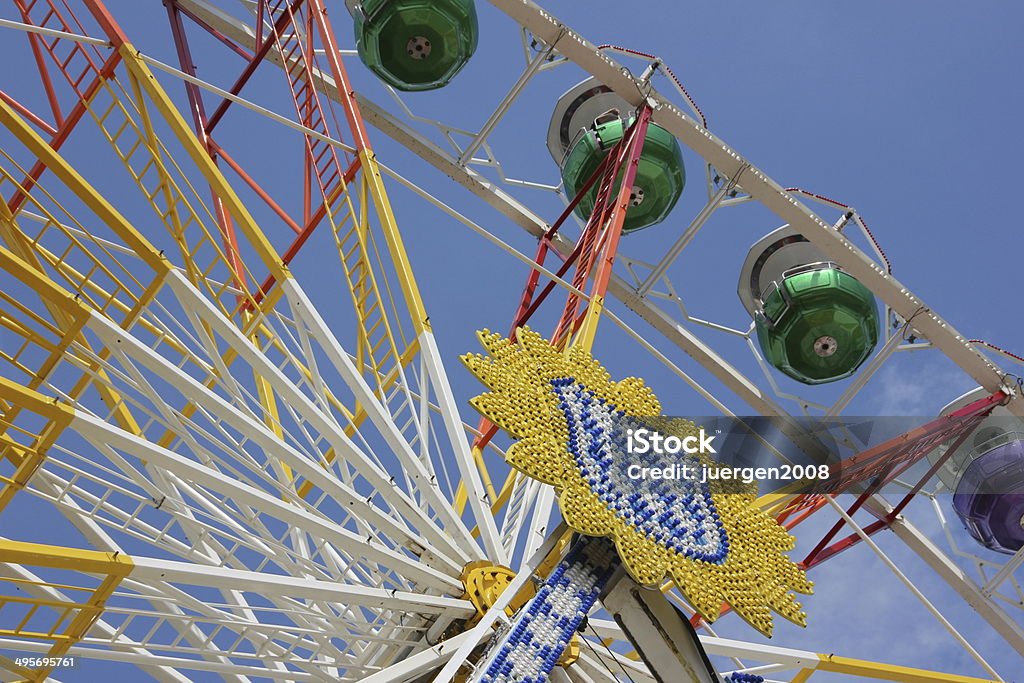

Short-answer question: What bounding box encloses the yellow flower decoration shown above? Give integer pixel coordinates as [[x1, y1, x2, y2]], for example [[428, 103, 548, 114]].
[[461, 327, 813, 637]]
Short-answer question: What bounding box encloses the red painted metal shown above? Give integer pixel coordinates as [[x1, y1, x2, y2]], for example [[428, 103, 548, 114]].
[[164, 0, 248, 292], [15, 2, 65, 127], [799, 398, 994, 569], [246, 155, 363, 309], [168, 0, 372, 312], [305, 0, 375, 153], [203, 0, 307, 134], [167, 0, 383, 308], [821, 390, 1004, 496], [508, 117, 640, 338], [472, 110, 653, 452], [554, 107, 650, 348], [692, 389, 1006, 629], [212, 143, 303, 235], [7, 0, 123, 213], [172, 2, 254, 61], [0, 91, 57, 136]]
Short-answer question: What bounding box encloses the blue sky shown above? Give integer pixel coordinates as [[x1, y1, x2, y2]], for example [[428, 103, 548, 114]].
[[1, 0, 1022, 680]]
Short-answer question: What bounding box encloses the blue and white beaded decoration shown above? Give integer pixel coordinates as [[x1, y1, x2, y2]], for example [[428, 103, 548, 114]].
[[551, 378, 729, 564], [727, 674, 765, 683], [473, 536, 616, 683]]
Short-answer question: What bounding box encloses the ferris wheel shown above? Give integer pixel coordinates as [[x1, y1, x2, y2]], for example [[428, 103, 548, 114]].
[[0, 1, 1020, 682]]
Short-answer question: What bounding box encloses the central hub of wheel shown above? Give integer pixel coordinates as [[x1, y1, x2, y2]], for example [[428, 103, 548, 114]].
[[459, 561, 580, 667]]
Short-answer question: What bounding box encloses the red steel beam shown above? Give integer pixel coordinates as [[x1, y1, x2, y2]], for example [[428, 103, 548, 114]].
[[244, 155, 363, 309], [693, 390, 1006, 627], [6, 50, 121, 213], [0, 90, 57, 137], [164, 0, 249, 292], [472, 111, 651, 451], [203, 0, 306, 134], [174, 2, 254, 61]]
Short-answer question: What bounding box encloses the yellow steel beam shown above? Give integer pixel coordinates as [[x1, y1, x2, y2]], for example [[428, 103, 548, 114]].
[[0, 245, 85, 509], [815, 653, 999, 683], [0, 539, 131, 576], [0, 653, 34, 681], [0, 184, 146, 431], [0, 98, 166, 274], [0, 375, 74, 428], [0, 240, 85, 320], [455, 444, 502, 520], [117, 45, 287, 286], [0, 539, 132, 682], [305, 3, 430, 335], [0, 238, 151, 512]]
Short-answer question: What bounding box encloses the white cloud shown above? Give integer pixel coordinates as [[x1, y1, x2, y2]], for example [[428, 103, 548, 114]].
[[871, 360, 975, 416]]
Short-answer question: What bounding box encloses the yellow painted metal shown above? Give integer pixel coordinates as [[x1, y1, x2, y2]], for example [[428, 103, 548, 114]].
[[757, 492, 801, 515], [335, 170, 407, 401], [306, 0, 431, 341], [0, 152, 150, 461], [0, 97, 198, 513], [573, 292, 606, 355], [119, 44, 429, 422], [0, 244, 88, 512], [455, 444, 501, 520], [0, 538, 132, 575], [356, 148, 430, 338], [460, 560, 579, 666], [0, 113, 178, 455], [790, 669, 815, 683], [533, 529, 574, 580], [0, 539, 132, 683], [461, 561, 536, 627], [118, 44, 431, 501], [118, 45, 286, 287], [815, 653, 999, 683], [0, 101, 166, 274], [480, 464, 518, 518], [1, 50, 359, 497]]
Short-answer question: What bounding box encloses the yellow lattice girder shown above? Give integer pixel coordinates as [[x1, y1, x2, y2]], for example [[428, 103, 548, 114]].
[[0, 88, 177, 457], [358, 149, 431, 333], [341, 170, 403, 387], [117, 46, 433, 497], [309, 20, 431, 336], [814, 653, 999, 683], [117, 44, 287, 286], [0, 181, 150, 452], [0, 237, 85, 323], [0, 70, 309, 493], [0, 99, 166, 274], [0, 539, 132, 683], [0, 243, 91, 511], [0, 374, 74, 514]]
